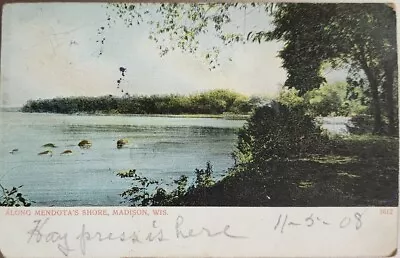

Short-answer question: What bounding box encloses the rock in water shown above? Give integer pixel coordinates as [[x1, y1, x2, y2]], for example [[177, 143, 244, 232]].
[[9, 149, 18, 154], [61, 150, 73, 155], [78, 140, 92, 149], [117, 139, 128, 149], [38, 150, 52, 156], [42, 143, 56, 148]]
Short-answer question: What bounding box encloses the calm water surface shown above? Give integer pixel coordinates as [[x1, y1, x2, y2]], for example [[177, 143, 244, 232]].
[[0, 112, 245, 206]]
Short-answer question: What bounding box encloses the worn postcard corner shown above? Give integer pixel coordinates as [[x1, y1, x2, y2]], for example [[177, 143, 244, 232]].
[[0, 0, 399, 257]]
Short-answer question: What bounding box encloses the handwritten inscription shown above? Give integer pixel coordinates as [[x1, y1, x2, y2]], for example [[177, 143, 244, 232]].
[[27, 215, 245, 256], [18, 210, 369, 257], [175, 215, 246, 239], [27, 218, 72, 256], [274, 212, 364, 233]]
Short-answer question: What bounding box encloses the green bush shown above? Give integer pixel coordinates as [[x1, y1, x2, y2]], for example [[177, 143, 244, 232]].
[[233, 103, 327, 169]]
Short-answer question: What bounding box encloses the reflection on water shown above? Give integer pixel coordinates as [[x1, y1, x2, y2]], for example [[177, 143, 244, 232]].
[[0, 112, 244, 206]]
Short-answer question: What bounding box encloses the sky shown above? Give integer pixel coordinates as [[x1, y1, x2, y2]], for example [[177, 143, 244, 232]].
[[1, 3, 346, 107]]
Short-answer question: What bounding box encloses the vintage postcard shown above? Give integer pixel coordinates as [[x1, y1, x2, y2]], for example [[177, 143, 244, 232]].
[[0, 1, 398, 257]]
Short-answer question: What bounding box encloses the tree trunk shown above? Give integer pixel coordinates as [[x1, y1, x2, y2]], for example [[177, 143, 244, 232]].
[[371, 82, 384, 135], [357, 43, 385, 134], [362, 66, 384, 134], [383, 55, 397, 136]]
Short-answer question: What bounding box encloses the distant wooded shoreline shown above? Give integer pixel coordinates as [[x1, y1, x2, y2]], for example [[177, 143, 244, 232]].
[[20, 90, 258, 116]]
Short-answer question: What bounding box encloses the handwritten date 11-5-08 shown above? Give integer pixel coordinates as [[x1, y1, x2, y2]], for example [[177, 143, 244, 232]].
[[25, 213, 365, 256], [274, 212, 364, 233]]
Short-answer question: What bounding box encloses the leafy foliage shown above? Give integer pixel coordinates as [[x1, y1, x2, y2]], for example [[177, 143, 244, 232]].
[[0, 184, 32, 207], [103, 3, 272, 69], [193, 162, 214, 188], [233, 103, 327, 170], [118, 169, 165, 206], [117, 162, 215, 206], [276, 87, 305, 109], [277, 82, 369, 117]]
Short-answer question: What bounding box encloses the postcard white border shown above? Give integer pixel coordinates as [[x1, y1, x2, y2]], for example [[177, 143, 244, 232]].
[[0, 0, 399, 257]]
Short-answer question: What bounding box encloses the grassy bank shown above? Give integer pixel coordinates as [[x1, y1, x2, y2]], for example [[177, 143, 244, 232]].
[[175, 134, 398, 206]]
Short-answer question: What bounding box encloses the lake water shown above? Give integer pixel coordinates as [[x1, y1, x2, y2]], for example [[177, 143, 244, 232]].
[[0, 112, 245, 206]]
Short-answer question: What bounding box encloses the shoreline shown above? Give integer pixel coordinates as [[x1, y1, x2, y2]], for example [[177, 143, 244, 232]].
[[10, 110, 251, 120]]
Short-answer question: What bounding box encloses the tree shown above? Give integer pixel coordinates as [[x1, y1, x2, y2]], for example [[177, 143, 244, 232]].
[[266, 4, 397, 135], [102, 3, 397, 135]]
